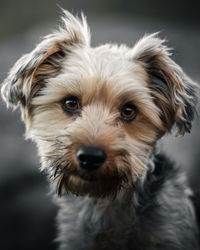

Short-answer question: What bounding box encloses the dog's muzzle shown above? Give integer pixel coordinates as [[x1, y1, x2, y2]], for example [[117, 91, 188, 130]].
[[76, 146, 107, 171]]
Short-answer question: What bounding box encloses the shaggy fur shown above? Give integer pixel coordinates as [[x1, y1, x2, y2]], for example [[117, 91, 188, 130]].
[[1, 10, 199, 250]]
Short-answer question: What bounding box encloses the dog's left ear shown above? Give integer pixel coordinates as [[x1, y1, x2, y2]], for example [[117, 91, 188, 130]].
[[1, 10, 90, 109], [132, 33, 199, 135]]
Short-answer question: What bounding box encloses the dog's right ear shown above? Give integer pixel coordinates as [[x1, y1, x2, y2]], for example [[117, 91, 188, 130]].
[[1, 10, 90, 109]]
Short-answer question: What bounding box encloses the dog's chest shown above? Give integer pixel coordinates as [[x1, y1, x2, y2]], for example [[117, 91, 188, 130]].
[[67, 196, 154, 250], [88, 212, 154, 250]]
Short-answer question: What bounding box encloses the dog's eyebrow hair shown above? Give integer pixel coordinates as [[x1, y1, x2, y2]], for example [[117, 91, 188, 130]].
[[30, 77, 83, 105]]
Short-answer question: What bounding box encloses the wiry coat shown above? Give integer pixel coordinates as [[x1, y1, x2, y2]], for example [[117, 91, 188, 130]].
[[56, 153, 199, 250], [1, 10, 199, 250]]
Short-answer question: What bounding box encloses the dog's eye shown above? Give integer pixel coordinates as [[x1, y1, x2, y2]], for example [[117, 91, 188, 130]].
[[120, 104, 137, 121], [62, 96, 80, 114]]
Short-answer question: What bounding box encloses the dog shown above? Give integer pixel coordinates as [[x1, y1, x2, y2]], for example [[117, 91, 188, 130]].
[[1, 10, 199, 250]]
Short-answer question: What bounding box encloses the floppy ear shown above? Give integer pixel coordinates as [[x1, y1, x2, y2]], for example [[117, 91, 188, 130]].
[[1, 10, 90, 109], [132, 33, 199, 135]]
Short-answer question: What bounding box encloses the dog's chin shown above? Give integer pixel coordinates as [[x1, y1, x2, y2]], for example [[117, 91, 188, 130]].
[[56, 173, 126, 199]]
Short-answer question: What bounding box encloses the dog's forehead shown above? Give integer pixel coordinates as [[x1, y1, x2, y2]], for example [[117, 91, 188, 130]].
[[32, 44, 150, 110], [62, 44, 147, 83], [58, 44, 148, 100]]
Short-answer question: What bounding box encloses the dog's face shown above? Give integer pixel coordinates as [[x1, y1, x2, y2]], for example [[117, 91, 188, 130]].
[[1, 10, 198, 198]]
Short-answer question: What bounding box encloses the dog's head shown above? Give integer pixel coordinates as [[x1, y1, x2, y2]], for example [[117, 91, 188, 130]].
[[1, 10, 198, 198]]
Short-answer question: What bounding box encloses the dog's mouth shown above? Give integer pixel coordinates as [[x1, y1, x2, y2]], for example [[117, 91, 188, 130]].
[[54, 165, 130, 198], [71, 171, 101, 182], [63, 168, 124, 185]]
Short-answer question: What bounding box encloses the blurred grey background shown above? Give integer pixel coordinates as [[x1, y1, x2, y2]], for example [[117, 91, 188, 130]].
[[0, 1, 200, 250]]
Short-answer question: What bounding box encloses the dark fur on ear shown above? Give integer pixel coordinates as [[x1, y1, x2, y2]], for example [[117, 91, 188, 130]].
[[133, 33, 199, 135], [1, 10, 90, 109]]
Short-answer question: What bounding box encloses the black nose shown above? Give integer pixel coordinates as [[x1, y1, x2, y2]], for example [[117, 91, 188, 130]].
[[76, 146, 107, 171]]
